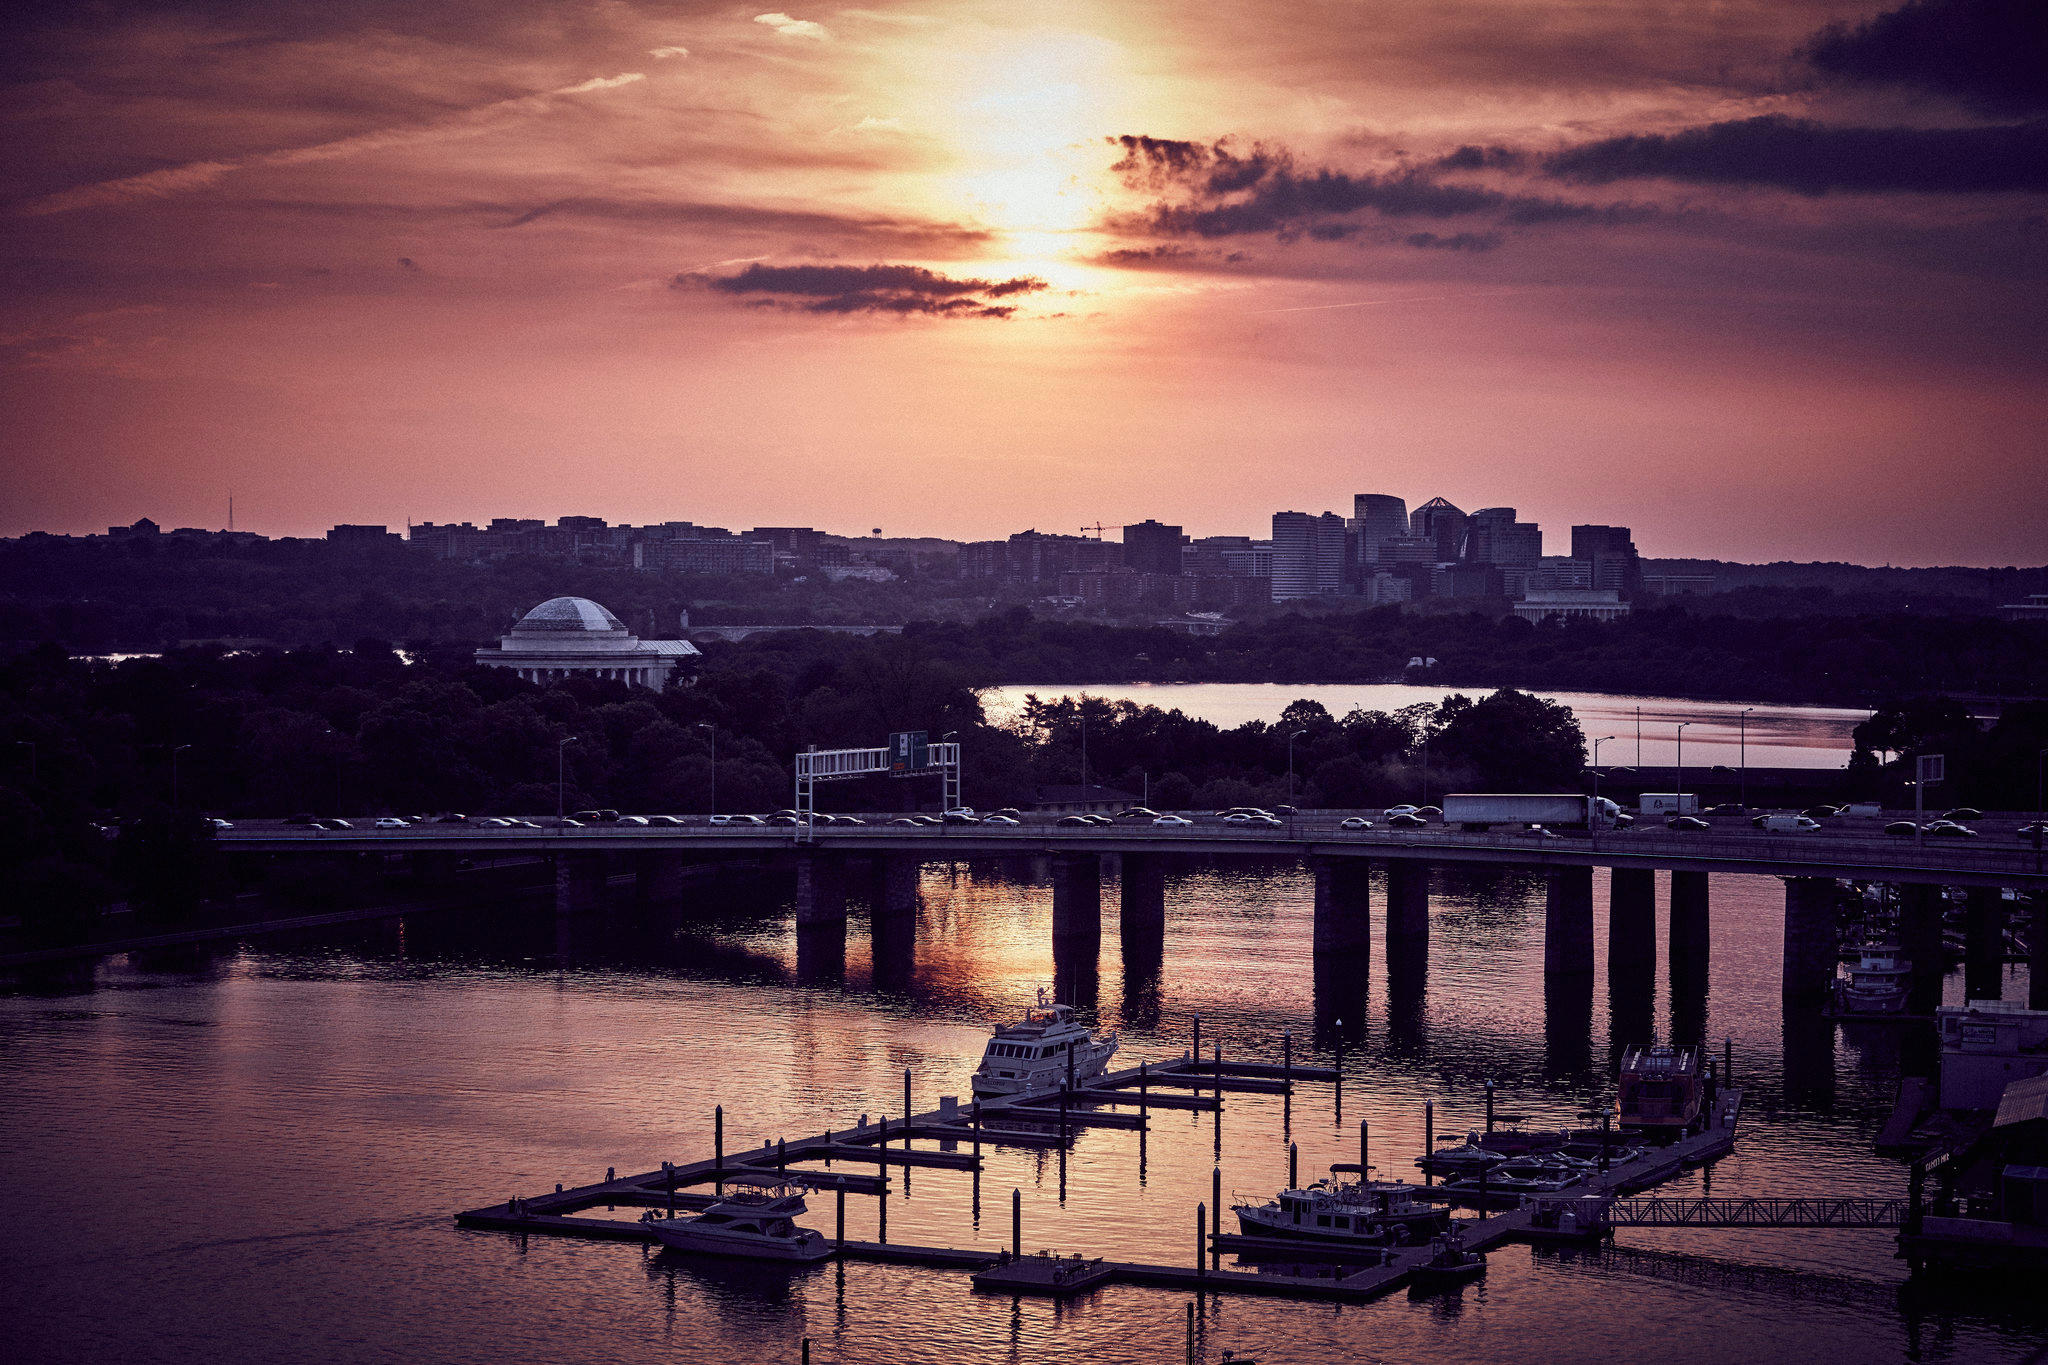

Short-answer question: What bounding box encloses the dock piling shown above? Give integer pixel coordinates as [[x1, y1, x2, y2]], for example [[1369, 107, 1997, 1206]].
[[836, 1181, 846, 1251], [1334, 1022, 1344, 1116], [778, 1136, 786, 1171], [1212, 1166, 1223, 1269], [972, 1100, 981, 1157], [1360, 1119, 1369, 1177], [904, 1068, 911, 1136], [1192, 1013, 1201, 1084], [1424, 1101, 1435, 1185], [802, 1337, 810, 1365], [1485, 1080, 1495, 1133], [1282, 1030, 1291, 1086], [1186, 1302, 1194, 1365], [879, 1184, 888, 1244], [1196, 1202, 1207, 1278], [1289, 1142, 1298, 1190], [1012, 1187, 1021, 1258], [714, 1106, 724, 1195], [1139, 1060, 1149, 1117]]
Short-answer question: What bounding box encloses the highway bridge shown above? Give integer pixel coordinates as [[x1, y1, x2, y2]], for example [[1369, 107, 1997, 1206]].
[[216, 810, 2048, 1007]]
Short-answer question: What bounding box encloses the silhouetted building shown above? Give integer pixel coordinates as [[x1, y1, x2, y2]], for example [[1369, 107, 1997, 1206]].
[[1121, 519, 1185, 576], [1271, 511, 1346, 600], [1411, 497, 1469, 562], [1351, 494, 1409, 564], [1572, 524, 1643, 595], [1465, 507, 1542, 566], [475, 597, 699, 689], [1511, 589, 1631, 623], [328, 524, 401, 546]]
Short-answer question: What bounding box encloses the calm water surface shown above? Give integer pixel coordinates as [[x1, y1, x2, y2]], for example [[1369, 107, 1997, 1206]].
[[984, 684, 1869, 769], [4, 860, 2040, 1365]]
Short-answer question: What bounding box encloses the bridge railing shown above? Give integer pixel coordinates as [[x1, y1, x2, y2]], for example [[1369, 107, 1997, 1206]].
[[1600, 1196, 1906, 1228]]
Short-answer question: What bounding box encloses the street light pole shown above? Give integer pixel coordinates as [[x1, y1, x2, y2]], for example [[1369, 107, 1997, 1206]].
[[695, 724, 716, 816], [1421, 740, 1430, 807], [557, 736, 576, 822], [1592, 736, 1614, 843], [1675, 722, 1693, 817], [1739, 707, 1754, 810], [1288, 729, 1306, 806]]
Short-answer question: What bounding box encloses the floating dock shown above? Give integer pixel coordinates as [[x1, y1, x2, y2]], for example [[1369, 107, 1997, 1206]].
[[455, 1053, 1744, 1305]]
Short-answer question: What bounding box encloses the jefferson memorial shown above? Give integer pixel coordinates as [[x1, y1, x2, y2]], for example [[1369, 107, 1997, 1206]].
[[476, 597, 699, 691]]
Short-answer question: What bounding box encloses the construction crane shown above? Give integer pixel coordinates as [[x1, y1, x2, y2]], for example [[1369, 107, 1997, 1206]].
[[1078, 523, 1108, 539]]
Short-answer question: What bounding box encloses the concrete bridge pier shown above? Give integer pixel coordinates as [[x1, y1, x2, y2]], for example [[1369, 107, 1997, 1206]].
[[1051, 853, 1102, 950], [1312, 856, 1373, 956], [1119, 853, 1167, 940], [554, 852, 607, 917], [1669, 870, 1710, 974], [1543, 865, 1594, 980], [1963, 887, 2005, 1001], [1384, 859, 1429, 947], [1899, 882, 1946, 1015], [1782, 877, 1839, 1003], [1608, 868, 1657, 985], [794, 851, 848, 926], [871, 855, 921, 921]]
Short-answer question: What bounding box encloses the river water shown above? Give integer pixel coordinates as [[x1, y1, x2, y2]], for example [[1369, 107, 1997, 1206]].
[[983, 685, 1870, 770], [4, 855, 2040, 1364]]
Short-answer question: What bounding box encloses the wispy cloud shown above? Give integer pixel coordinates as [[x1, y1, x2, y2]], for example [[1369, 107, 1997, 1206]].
[[649, 46, 691, 59], [16, 72, 648, 217], [753, 13, 829, 41]]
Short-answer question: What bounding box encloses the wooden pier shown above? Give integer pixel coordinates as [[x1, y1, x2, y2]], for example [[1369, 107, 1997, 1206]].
[[454, 1053, 1746, 1306]]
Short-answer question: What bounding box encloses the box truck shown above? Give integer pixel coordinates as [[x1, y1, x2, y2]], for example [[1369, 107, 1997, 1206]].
[[1639, 793, 1701, 818], [1441, 793, 1621, 831]]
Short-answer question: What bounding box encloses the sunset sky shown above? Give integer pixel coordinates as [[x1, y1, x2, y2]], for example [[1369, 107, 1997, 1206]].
[[3, 0, 2044, 563]]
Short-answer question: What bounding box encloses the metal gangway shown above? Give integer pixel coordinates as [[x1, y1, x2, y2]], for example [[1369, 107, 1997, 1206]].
[[1598, 1196, 1906, 1229]]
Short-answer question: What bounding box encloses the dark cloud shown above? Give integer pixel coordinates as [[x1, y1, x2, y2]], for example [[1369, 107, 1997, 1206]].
[[1404, 231, 1503, 252], [1803, 0, 2048, 116], [1108, 134, 1646, 241], [682, 262, 1047, 319], [1546, 115, 2048, 194], [1434, 145, 1528, 171]]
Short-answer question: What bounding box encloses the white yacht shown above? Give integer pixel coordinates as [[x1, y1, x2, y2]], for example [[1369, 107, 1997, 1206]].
[[1234, 1176, 1450, 1246], [641, 1177, 832, 1262], [1835, 945, 1912, 1015], [971, 990, 1119, 1097]]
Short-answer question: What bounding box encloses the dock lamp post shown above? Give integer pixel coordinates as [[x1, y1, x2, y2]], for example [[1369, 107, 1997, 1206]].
[[1739, 708, 1754, 810], [695, 724, 716, 816], [1591, 736, 1615, 844], [1287, 729, 1306, 807], [556, 736, 576, 823], [1674, 722, 1694, 819]]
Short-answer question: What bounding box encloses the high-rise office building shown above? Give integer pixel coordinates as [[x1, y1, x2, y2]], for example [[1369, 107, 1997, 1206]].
[[1122, 519, 1185, 576], [1571, 524, 1642, 594], [1351, 494, 1409, 563], [1270, 511, 1346, 600], [1410, 497, 1469, 562], [1466, 507, 1543, 567]]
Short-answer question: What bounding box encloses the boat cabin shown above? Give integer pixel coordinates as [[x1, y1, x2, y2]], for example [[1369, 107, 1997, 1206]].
[[1618, 1044, 1704, 1132]]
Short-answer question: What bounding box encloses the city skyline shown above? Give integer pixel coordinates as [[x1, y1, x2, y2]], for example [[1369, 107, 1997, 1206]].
[[4, 0, 2046, 564]]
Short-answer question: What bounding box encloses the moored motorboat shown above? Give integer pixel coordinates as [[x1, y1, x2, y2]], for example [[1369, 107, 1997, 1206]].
[[1832, 944, 1912, 1016], [1617, 1044, 1704, 1135], [1408, 1227, 1486, 1289], [641, 1176, 832, 1262], [1235, 1175, 1449, 1246], [971, 989, 1119, 1097]]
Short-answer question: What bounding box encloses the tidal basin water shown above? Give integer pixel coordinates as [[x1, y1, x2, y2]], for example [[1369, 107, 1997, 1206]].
[[984, 684, 1869, 770], [4, 860, 2039, 1364]]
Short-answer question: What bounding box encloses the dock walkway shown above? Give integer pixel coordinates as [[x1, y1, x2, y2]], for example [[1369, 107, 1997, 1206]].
[[454, 1058, 1744, 1305]]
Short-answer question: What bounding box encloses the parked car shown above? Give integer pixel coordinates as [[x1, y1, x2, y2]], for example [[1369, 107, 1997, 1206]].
[[1339, 816, 1374, 829], [373, 817, 410, 829], [1387, 812, 1427, 828], [1153, 815, 1192, 826], [1884, 820, 1920, 837], [1667, 816, 1711, 831]]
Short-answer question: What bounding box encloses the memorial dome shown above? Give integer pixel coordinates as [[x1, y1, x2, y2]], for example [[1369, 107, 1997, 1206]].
[[512, 597, 627, 633]]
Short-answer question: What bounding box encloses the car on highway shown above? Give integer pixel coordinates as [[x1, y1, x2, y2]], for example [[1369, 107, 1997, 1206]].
[[556, 817, 584, 827], [1884, 820, 1920, 837], [645, 815, 685, 827], [373, 817, 410, 829], [286, 813, 319, 826], [316, 817, 353, 830], [985, 815, 1021, 825], [206, 817, 234, 830], [942, 811, 981, 824], [1116, 807, 1160, 821], [1153, 815, 1192, 826], [1927, 822, 1980, 838], [1941, 807, 1983, 822], [435, 813, 470, 824], [1416, 806, 1442, 820], [888, 817, 921, 826], [1384, 805, 1419, 818], [1222, 812, 1259, 825], [1339, 816, 1374, 829], [1705, 804, 1745, 816], [1667, 815, 1711, 831], [2018, 822, 2048, 840], [1801, 807, 1838, 820], [766, 814, 799, 826], [992, 807, 1024, 820], [838, 816, 866, 826], [1386, 812, 1427, 828], [1056, 815, 1093, 827], [1529, 824, 1562, 839], [477, 817, 512, 828], [911, 815, 943, 826]]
